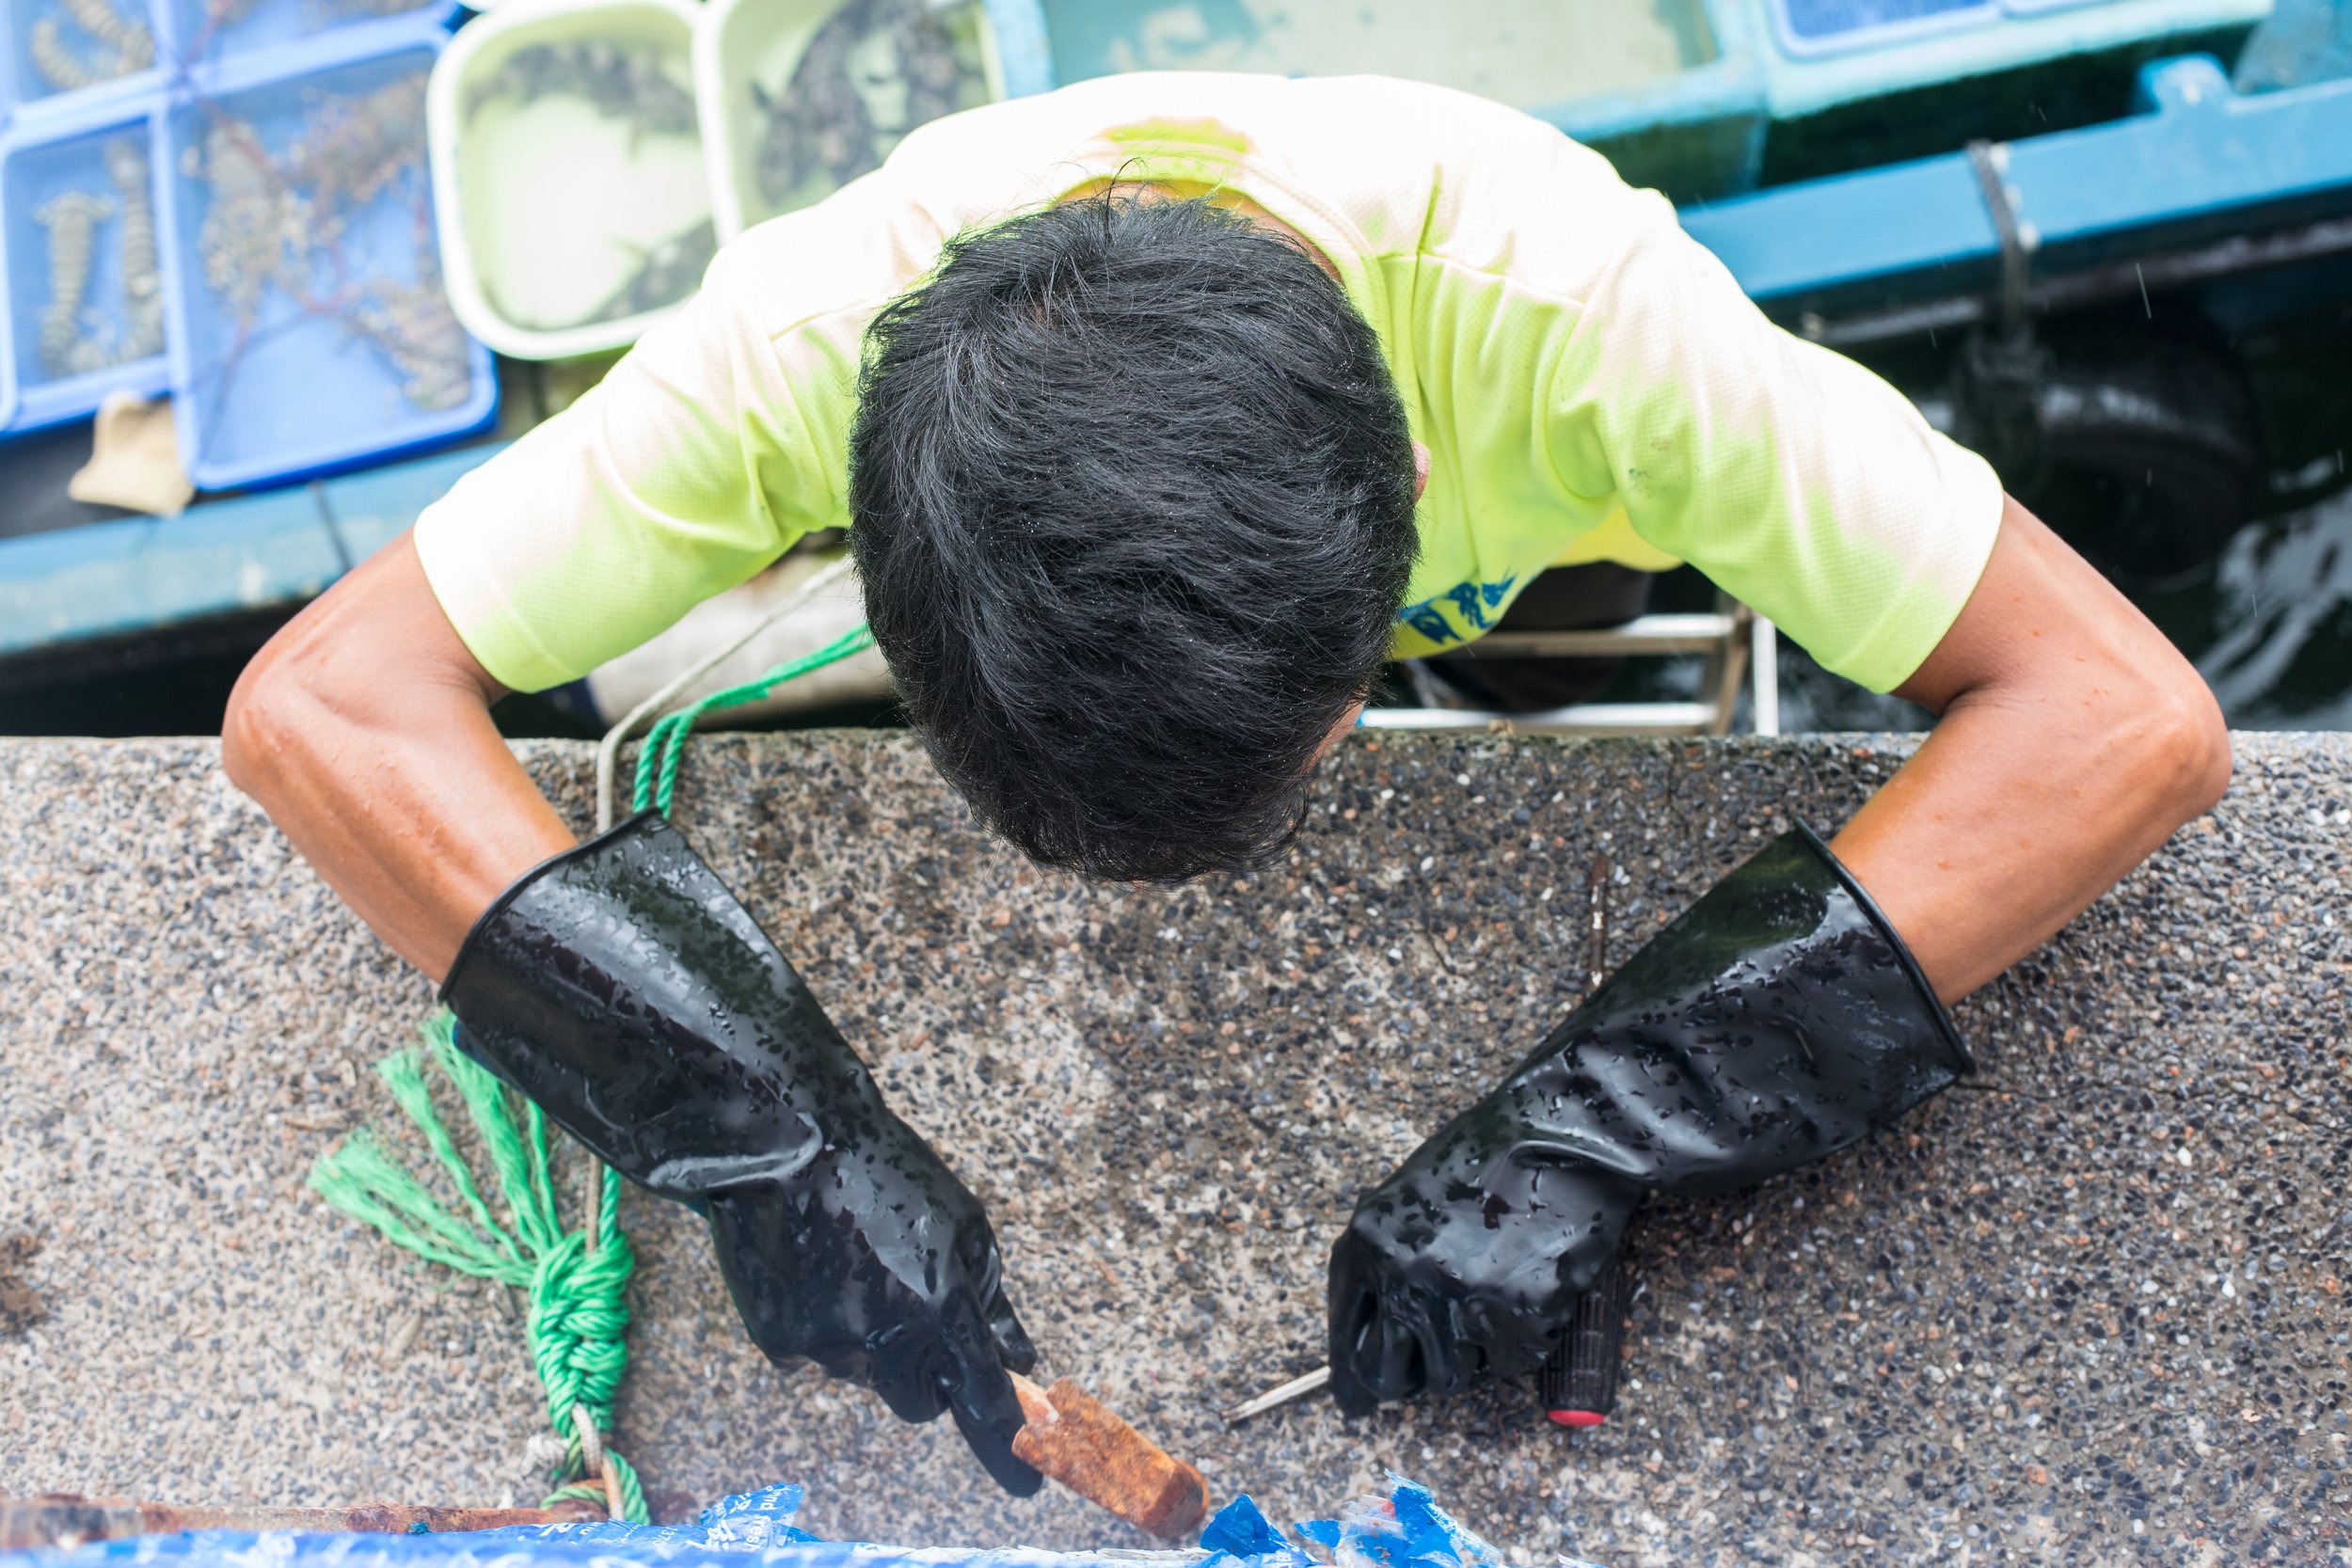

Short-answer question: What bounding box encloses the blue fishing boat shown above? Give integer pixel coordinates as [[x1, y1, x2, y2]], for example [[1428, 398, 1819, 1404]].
[[1, 0, 2347, 721]]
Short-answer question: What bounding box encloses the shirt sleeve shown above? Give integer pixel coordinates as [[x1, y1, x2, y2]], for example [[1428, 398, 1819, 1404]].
[[1545, 182, 2006, 695], [412, 238, 858, 694]]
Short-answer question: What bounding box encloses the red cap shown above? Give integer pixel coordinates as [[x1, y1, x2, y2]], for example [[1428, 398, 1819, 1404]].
[[1548, 1409, 1606, 1428]]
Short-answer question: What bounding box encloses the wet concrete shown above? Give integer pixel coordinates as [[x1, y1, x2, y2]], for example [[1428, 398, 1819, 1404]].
[[1, 733, 2346, 1564]]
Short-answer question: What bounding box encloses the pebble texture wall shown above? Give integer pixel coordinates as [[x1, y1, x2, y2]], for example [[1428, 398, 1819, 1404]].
[[2, 733, 2345, 1564]]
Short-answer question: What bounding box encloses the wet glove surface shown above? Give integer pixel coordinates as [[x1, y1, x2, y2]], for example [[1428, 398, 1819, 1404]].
[[442, 811, 1041, 1496], [1328, 824, 1969, 1416]]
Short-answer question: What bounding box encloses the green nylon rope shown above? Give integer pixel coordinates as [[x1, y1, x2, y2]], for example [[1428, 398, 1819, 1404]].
[[311, 1015, 649, 1523], [311, 620, 878, 1523], [633, 623, 876, 816]]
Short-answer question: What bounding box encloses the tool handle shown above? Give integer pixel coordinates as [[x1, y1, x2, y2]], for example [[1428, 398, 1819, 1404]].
[[1536, 1257, 1630, 1427], [1010, 1372, 1210, 1539]]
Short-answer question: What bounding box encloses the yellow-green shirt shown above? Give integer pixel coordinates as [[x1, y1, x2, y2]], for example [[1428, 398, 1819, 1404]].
[[415, 71, 2003, 695]]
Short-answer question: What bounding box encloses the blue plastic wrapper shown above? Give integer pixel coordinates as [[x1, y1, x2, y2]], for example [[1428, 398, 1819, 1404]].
[[0, 1478, 1603, 1568]]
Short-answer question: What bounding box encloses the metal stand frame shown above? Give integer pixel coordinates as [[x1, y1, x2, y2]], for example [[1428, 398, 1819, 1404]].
[[1364, 592, 1781, 737]]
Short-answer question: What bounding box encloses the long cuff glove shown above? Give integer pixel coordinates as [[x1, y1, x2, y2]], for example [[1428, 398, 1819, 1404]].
[[1327, 823, 1970, 1416], [441, 811, 1042, 1497]]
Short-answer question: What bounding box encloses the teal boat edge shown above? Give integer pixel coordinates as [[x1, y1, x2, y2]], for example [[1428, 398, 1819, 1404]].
[[1681, 53, 2352, 315], [0, 442, 499, 661], [4, 5, 2348, 674], [981, 0, 1056, 99]]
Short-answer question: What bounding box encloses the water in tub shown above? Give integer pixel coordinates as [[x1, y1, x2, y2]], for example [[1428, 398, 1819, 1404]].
[[464, 38, 714, 332], [747, 0, 992, 218], [1040, 0, 1711, 105]]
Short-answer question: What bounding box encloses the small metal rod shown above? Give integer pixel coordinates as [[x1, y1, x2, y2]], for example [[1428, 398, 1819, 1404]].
[[1751, 617, 1780, 737], [1222, 1365, 1330, 1426], [1964, 138, 2034, 340], [1587, 853, 1611, 995]]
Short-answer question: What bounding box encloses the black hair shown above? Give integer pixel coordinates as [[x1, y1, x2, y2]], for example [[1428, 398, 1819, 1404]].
[[849, 192, 1418, 881]]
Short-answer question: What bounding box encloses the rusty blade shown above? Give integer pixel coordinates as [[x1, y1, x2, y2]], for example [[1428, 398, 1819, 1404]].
[[0, 1495, 608, 1551], [1009, 1372, 1210, 1541]]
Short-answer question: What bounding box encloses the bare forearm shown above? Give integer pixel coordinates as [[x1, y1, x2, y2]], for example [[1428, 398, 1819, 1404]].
[[223, 534, 574, 982], [1829, 499, 2229, 1004], [1832, 682, 2218, 1003]]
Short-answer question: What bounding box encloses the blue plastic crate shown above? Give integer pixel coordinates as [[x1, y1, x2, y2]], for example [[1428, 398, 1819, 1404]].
[[1752, 0, 2272, 182], [1769, 0, 1996, 57], [0, 96, 171, 434], [0, 0, 170, 123], [157, 18, 496, 490], [165, 0, 450, 78]]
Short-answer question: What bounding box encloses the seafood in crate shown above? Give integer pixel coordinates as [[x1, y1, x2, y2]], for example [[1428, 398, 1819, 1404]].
[[466, 38, 712, 327], [5, 0, 155, 120], [164, 40, 491, 485], [170, 0, 441, 73], [2, 117, 168, 421], [748, 0, 991, 212]]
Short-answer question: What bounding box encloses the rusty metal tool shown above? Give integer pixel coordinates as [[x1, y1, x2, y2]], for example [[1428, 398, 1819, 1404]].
[[1010, 1371, 1209, 1540], [0, 1496, 607, 1551]]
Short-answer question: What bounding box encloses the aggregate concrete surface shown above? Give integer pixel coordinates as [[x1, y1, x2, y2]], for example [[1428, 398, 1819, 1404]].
[[1, 732, 2346, 1566]]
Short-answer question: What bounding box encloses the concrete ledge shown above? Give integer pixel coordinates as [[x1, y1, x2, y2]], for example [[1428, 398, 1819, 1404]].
[[2, 733, 2345, 1563]]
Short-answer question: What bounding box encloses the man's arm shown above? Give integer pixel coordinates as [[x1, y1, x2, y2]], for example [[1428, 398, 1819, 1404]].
[[1328, 496, 2224, 1412], [228, 225, 847, 966], [1829, 494, 2231, 1004], [222, 531, 574, 982], [226, 530, 1044, 1494]]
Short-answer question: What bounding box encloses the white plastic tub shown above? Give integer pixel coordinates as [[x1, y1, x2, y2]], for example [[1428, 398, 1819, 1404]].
[[693, 0, 1003, 240], [429, 0, 712, 359]]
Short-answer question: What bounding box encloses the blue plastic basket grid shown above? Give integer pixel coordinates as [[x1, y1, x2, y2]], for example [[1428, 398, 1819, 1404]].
[[154, 10, 496, 491], [0, 89, 172, 434], [165, 0, 458, 87], [0, 0, 173, 128], [2, 0, 459, 135]]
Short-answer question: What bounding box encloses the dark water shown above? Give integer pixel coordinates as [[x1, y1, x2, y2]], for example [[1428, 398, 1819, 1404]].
[[2151, 483, 2352, 729], [1765, 474, 2352, 735], [1761, 304, 2352, 736]]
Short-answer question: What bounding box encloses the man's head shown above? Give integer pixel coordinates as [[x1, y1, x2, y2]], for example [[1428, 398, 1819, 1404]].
[[850, 192, 1419, 882]]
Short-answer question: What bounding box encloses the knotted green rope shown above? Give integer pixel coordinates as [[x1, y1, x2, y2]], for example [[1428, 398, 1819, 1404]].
[[311, 1015, 649, 1522], [310, 619, 877, 1523]]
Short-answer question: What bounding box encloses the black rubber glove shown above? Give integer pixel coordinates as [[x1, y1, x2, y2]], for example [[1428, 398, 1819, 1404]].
[[441, 811, 1041, 1496], [1327, 823, 1970, 1415]]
